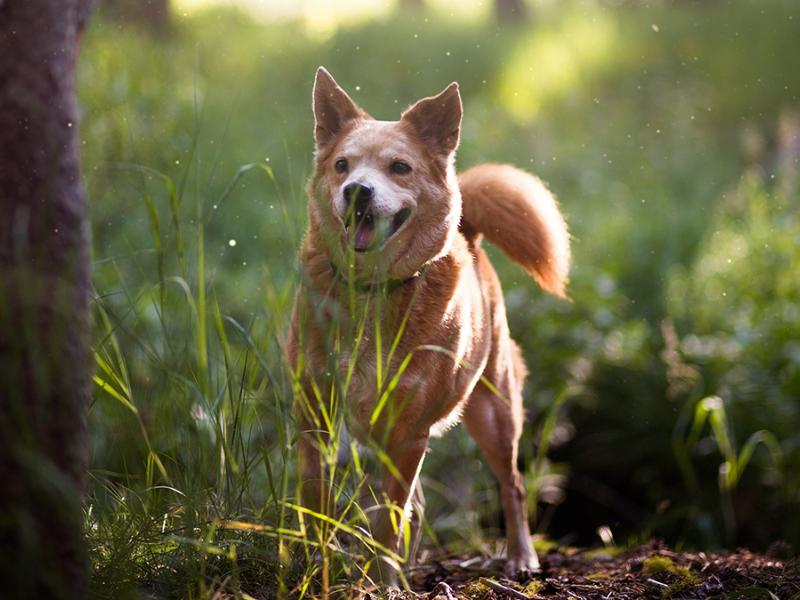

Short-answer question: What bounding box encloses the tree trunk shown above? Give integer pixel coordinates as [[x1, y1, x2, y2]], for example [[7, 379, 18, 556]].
[[496, 0, 528, 24], [0, 1, 95, 598]]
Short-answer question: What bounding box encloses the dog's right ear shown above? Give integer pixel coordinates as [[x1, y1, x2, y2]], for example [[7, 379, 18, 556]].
[[313, 67, 364, 149], [401, 82, 462, 158]]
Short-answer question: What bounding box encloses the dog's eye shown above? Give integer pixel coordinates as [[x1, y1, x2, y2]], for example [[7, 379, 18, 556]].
[[334, 158, 348, 173], [390, 160, 412, 175]]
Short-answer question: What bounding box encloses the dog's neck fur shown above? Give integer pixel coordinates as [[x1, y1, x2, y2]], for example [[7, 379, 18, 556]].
[[328, 259, 428, 295]]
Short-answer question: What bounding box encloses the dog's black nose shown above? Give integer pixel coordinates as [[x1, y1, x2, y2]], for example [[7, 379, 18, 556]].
[[343, 182, 374, 211]]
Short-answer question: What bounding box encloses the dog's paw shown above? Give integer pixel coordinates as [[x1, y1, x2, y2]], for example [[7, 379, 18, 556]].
[[504, 551, 541, 580]]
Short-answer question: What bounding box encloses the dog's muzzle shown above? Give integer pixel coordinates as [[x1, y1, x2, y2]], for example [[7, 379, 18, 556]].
[[343, 183, 411, 252]]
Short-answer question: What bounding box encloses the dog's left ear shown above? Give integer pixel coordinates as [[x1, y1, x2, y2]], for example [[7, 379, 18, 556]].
[[313, 66, 365, 149], [401, 82, 462, 157]]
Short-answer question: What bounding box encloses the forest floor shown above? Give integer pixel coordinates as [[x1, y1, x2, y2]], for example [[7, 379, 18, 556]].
[[378, 540, 800, 600]]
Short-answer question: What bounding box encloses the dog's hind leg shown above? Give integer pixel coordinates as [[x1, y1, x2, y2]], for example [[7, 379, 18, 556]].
[[462, 346, 540, 579], [408, 477, 425, 566]]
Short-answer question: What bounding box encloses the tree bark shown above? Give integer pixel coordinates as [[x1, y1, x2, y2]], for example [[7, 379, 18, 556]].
[[0, 1, 95, 598], [496, 0, 528, 24]]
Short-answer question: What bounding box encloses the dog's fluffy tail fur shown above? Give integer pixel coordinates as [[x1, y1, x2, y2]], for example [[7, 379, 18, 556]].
[[458, 163, 571, 298]]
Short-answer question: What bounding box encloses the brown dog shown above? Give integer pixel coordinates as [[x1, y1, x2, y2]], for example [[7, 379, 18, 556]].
[[288, 67, 570, 585]]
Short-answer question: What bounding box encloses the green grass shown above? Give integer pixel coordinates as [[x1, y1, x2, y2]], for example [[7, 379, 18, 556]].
[[79, 1, 800, 596]]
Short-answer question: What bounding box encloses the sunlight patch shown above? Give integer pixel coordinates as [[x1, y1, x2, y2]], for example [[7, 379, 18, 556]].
[[499, 11, 619, 124]]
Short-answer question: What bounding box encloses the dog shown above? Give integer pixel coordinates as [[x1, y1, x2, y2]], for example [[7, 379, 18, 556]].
[[288, 67, 570, 585]]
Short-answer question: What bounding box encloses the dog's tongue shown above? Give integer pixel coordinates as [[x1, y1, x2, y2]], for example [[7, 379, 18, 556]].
[[353, 218, 376, 251]]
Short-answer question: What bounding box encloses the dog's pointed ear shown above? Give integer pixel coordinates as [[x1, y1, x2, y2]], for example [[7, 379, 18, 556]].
[[401, 82, 462, 157], [313, 67, 364, 149]]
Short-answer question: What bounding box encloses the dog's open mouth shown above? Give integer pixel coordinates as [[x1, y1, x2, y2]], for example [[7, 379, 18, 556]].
[[346, 207, 411, 252]]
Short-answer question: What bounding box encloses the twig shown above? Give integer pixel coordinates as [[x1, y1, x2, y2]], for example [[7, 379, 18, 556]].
[[570, 583, 605, 590], [479, 577, 532, 600], [646, 577, 669, 589]]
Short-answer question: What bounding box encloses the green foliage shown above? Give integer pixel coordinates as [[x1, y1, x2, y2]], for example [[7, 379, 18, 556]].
[[77, 0, 800, 595], [664, 173, 800, 547]]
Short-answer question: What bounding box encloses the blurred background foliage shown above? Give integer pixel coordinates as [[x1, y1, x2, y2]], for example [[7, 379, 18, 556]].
[[80, 0, 800, 595]]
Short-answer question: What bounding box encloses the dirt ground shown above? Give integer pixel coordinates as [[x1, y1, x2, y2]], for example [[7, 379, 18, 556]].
[[388, 540, 800, 599]]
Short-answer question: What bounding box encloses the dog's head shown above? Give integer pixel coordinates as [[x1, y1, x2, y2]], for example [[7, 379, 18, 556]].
[[307, 67, 463, 284]]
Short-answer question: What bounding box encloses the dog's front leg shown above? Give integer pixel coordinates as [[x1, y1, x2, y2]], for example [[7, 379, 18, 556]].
[[297, 413, 332, 517], [368, 433, 429, 586]]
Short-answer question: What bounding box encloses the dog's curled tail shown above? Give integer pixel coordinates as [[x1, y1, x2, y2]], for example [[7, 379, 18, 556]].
[[459, 163, 571, 298]]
